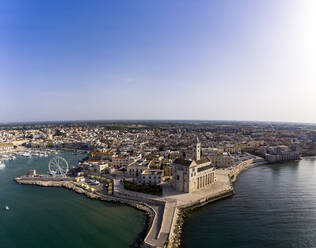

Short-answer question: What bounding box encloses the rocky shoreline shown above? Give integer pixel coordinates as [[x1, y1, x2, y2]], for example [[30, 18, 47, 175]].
[[168, 162, 255, 248], [15, 161, 254, 248], [15, 178, 154, 248], [168, 189, 235, 248]]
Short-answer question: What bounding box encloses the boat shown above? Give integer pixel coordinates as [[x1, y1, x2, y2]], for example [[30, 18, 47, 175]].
[[4, 206, 9, 211], [0, 161, 5, 169], [21, 151, 32, 157]]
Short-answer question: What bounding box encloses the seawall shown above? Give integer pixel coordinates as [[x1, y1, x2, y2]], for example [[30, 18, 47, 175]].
[[167, 188, 234, 248], [15, 159, 253, 248], [15, 178, 155, 248], [167, 160, 256, 248]]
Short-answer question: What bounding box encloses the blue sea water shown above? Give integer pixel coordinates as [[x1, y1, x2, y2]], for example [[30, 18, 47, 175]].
[[182, 158, 316, 248], [0, 152, 145, 248]]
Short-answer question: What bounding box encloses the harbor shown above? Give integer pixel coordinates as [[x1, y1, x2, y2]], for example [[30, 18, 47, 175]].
[[0, 122, 305, 247], [0, 152, 145, 248], [13, 153, 253, 248]]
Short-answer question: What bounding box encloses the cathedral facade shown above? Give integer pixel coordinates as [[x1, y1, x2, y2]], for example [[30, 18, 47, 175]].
[[172, 139, 216, 193]]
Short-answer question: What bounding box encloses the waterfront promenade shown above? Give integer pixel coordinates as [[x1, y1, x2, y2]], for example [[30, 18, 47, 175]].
[[15, 162, 254, 248], [15, 170, 235, 248]]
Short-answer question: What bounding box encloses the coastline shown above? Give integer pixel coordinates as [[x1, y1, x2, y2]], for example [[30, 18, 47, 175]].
[[168, 161, 255, 248], [14, 158, 259, 248], [14, 178, 155, 248]]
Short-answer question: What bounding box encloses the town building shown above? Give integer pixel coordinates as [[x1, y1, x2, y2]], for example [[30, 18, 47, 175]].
[[127, 162, 149, 178], [0, 143, 14, 152], [264, 145, 300, 163], [140, 169, 163, 185], [208, 152, 235, 168], [112, 156, 129, 169]]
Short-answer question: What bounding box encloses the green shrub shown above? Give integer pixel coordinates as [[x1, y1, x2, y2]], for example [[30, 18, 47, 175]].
[[123, 179, 162, 196]]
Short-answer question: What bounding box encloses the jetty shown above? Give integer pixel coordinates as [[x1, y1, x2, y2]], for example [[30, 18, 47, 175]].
[[15, 163, 253, 248]]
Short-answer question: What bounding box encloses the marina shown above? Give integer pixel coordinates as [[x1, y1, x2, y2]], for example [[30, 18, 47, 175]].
[[0, 152, 145, 248], [2, 0, 316, 247], [14, 149, 254, 247]]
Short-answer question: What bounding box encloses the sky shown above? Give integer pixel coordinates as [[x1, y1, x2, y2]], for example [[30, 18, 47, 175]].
[[1, 0, 316, 123]]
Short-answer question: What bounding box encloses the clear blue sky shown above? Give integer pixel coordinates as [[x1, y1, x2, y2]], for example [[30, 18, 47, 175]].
[[1, 0, 316, 123]]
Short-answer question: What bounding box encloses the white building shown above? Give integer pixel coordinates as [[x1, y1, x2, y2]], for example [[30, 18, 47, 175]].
[[96, 163, 109, 173], [265, 145, 300, 163], [140, 169, 163, 185], [208, 152, 235, 168], [172, 139, 216, 193], [127, 163, 148, 178]]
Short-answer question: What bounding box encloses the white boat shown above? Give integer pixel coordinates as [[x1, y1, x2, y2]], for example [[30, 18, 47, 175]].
[[21, 152, 32, 157], [91, 180, 100, 185], [4, 206, 9, 211], [0, 161, 5, 169]]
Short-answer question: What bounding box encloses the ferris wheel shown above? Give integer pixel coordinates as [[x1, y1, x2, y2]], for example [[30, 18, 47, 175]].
[[48, 156, 69, 177]]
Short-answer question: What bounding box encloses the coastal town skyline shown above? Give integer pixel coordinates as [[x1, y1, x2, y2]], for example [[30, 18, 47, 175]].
[[2, 0, 316, 123], [2, 1, 316, 247], [1, 119, 314, 247]]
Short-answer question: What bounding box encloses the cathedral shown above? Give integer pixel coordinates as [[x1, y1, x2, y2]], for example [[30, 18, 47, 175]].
[[172, 138, 216, 193]]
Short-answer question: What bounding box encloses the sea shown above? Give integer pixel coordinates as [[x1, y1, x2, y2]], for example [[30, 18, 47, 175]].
[[2, 153, 316, 248], [0, 152, 145, 248], [181, 157, 316, 248]]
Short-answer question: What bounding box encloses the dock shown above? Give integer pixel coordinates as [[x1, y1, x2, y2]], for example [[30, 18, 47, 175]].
[[15, 165, 248, 248]]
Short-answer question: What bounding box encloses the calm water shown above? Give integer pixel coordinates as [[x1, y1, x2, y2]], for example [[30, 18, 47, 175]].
[[182, 158, 316, 248], [0, 152, 145, 248]]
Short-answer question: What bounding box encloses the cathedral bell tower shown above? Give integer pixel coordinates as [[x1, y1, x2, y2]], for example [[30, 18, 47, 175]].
[[193, 137, 201, 161]]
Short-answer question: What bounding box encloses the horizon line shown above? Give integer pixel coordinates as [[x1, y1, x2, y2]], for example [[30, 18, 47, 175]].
[[1, 119, 316, 126]]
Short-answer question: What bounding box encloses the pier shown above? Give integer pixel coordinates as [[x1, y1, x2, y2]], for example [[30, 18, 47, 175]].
[[15, 165, 242, 248]]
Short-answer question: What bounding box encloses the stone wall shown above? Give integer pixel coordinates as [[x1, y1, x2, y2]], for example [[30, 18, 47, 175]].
[[167, 188, 234, 248], [229, 158, 254, 183]]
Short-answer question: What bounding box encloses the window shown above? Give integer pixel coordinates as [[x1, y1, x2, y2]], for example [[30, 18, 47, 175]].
[[177, 175, 180, 180]]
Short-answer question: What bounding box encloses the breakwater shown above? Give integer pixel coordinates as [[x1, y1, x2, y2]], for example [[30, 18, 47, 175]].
[[15, 158, 256, 248], [168, 188, 234, 248], [168, 160, 256, 248], [15, 178, 155, 247]]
